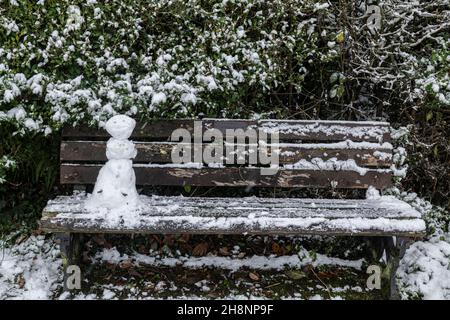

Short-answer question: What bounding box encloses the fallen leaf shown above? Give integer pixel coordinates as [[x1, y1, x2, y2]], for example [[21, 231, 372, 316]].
[[129, 269, 142, 278], [285, 270, 306, 280], [219, 247, 230, 256], [237, 252, 246, 258], [18, 274, 25, 289], [249, 272, 259, 281], [31, 229, 44, 236], [285, 244, 292, 253], [119, 260, 133, 269], [193, 242, 209, 256], [317, 270, 339, 280], [180, 234, 191, 243], [15, 234, 28, 245], [271, 243, 281, 254]]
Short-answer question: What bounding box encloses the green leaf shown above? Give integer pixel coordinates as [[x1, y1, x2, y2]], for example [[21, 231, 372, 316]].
[[285, 270, 306, 280], [329, 72, 339, 84], [329, 88, 337, 98], [433, 145, 438, 157], [336, 85, 345, 98], [426, 111, 433, 121], [183, 185, 192, 193], [336, 31, 345, 43]]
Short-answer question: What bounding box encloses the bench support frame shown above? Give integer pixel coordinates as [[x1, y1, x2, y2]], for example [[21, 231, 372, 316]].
[[56, 233, 83, 291], [367, 236, 414, 299], [386, 236, 414, 300]]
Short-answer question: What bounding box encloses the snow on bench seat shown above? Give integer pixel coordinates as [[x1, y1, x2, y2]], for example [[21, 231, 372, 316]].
[[40, 194, 426, 237]]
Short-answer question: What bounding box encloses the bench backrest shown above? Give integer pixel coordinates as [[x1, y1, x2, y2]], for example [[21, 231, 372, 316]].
[[60, 119, 393, 190]]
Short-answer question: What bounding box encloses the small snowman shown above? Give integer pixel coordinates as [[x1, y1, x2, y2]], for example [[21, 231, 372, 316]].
[[85, 114, 140, 210]]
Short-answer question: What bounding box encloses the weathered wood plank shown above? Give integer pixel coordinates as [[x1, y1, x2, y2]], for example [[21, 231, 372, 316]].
[[60, 164, 392, 189], [45, 195, 421, 217], [39, 195, 425, 236], [60, 141, 392, 167], [60, 141, 200, 164], [205, 119, 390, 142], [62, 119, 197, 140], [39, 215, 425, 236], [44, 206, 418, 220], [44, 195, 421, 219], [62, 119, 391, 143], [258, 120, 390, 143]]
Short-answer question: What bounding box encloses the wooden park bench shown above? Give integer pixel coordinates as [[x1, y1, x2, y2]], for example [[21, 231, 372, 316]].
[[39, 118, 426, 298]]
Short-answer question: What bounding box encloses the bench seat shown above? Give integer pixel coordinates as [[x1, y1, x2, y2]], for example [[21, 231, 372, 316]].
[[40, 194, 425, 236]]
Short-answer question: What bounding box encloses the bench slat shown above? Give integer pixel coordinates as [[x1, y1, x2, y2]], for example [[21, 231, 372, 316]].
[[40, 195, 425, 236], [60, 141, 392, 167], [62, 119, 197, 140], [47, 195, 421, 218], [258, 120, 390, 143], [62, 119, 390, 143], [44, 195, 421, 219], [60, 164, 392, 189]]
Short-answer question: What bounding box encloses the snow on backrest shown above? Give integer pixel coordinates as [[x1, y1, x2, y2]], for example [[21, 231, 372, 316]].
[[59, 119, 393, 189]]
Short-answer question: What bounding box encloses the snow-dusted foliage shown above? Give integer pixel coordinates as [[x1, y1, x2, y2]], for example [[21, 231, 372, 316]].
[[0, 155, 16, 184], [1, 0, 449, 184], [2, 1, 448, 133], [397, 234, 450, 300], [387, 187, 449, 235], [0, 0, 338, 134], [414, 49, 450, 107], [387, 187, 450, 300], [344, 0, 450, 113]]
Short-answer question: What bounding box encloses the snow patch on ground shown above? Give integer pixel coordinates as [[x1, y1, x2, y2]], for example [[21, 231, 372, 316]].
[[0, 235, 62, 299], [95, 247, 364, 271]]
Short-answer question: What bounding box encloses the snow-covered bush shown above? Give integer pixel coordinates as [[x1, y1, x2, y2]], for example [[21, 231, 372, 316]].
[[0, 155, 16, 184], [0, 0, 342, 135], [1, 0, 448, 129], [387, 187, 450, 300], [397, 233, 450, 300], [343, 0, 450, 111], [387, 187, 449, 235], [414, 49, 450, 107]]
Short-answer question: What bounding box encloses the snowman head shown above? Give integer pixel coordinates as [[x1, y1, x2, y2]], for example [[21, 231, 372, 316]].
[[105, 115, 136, 140]]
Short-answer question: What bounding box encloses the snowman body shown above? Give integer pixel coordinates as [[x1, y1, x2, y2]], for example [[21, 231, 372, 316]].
[[86, 115, 139, 209]]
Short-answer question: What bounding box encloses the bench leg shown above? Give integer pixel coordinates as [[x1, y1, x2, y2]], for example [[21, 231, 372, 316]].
[[56, 233, 83, 291], [365, 236, 385, 262], [384, 236, 413, 300]]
